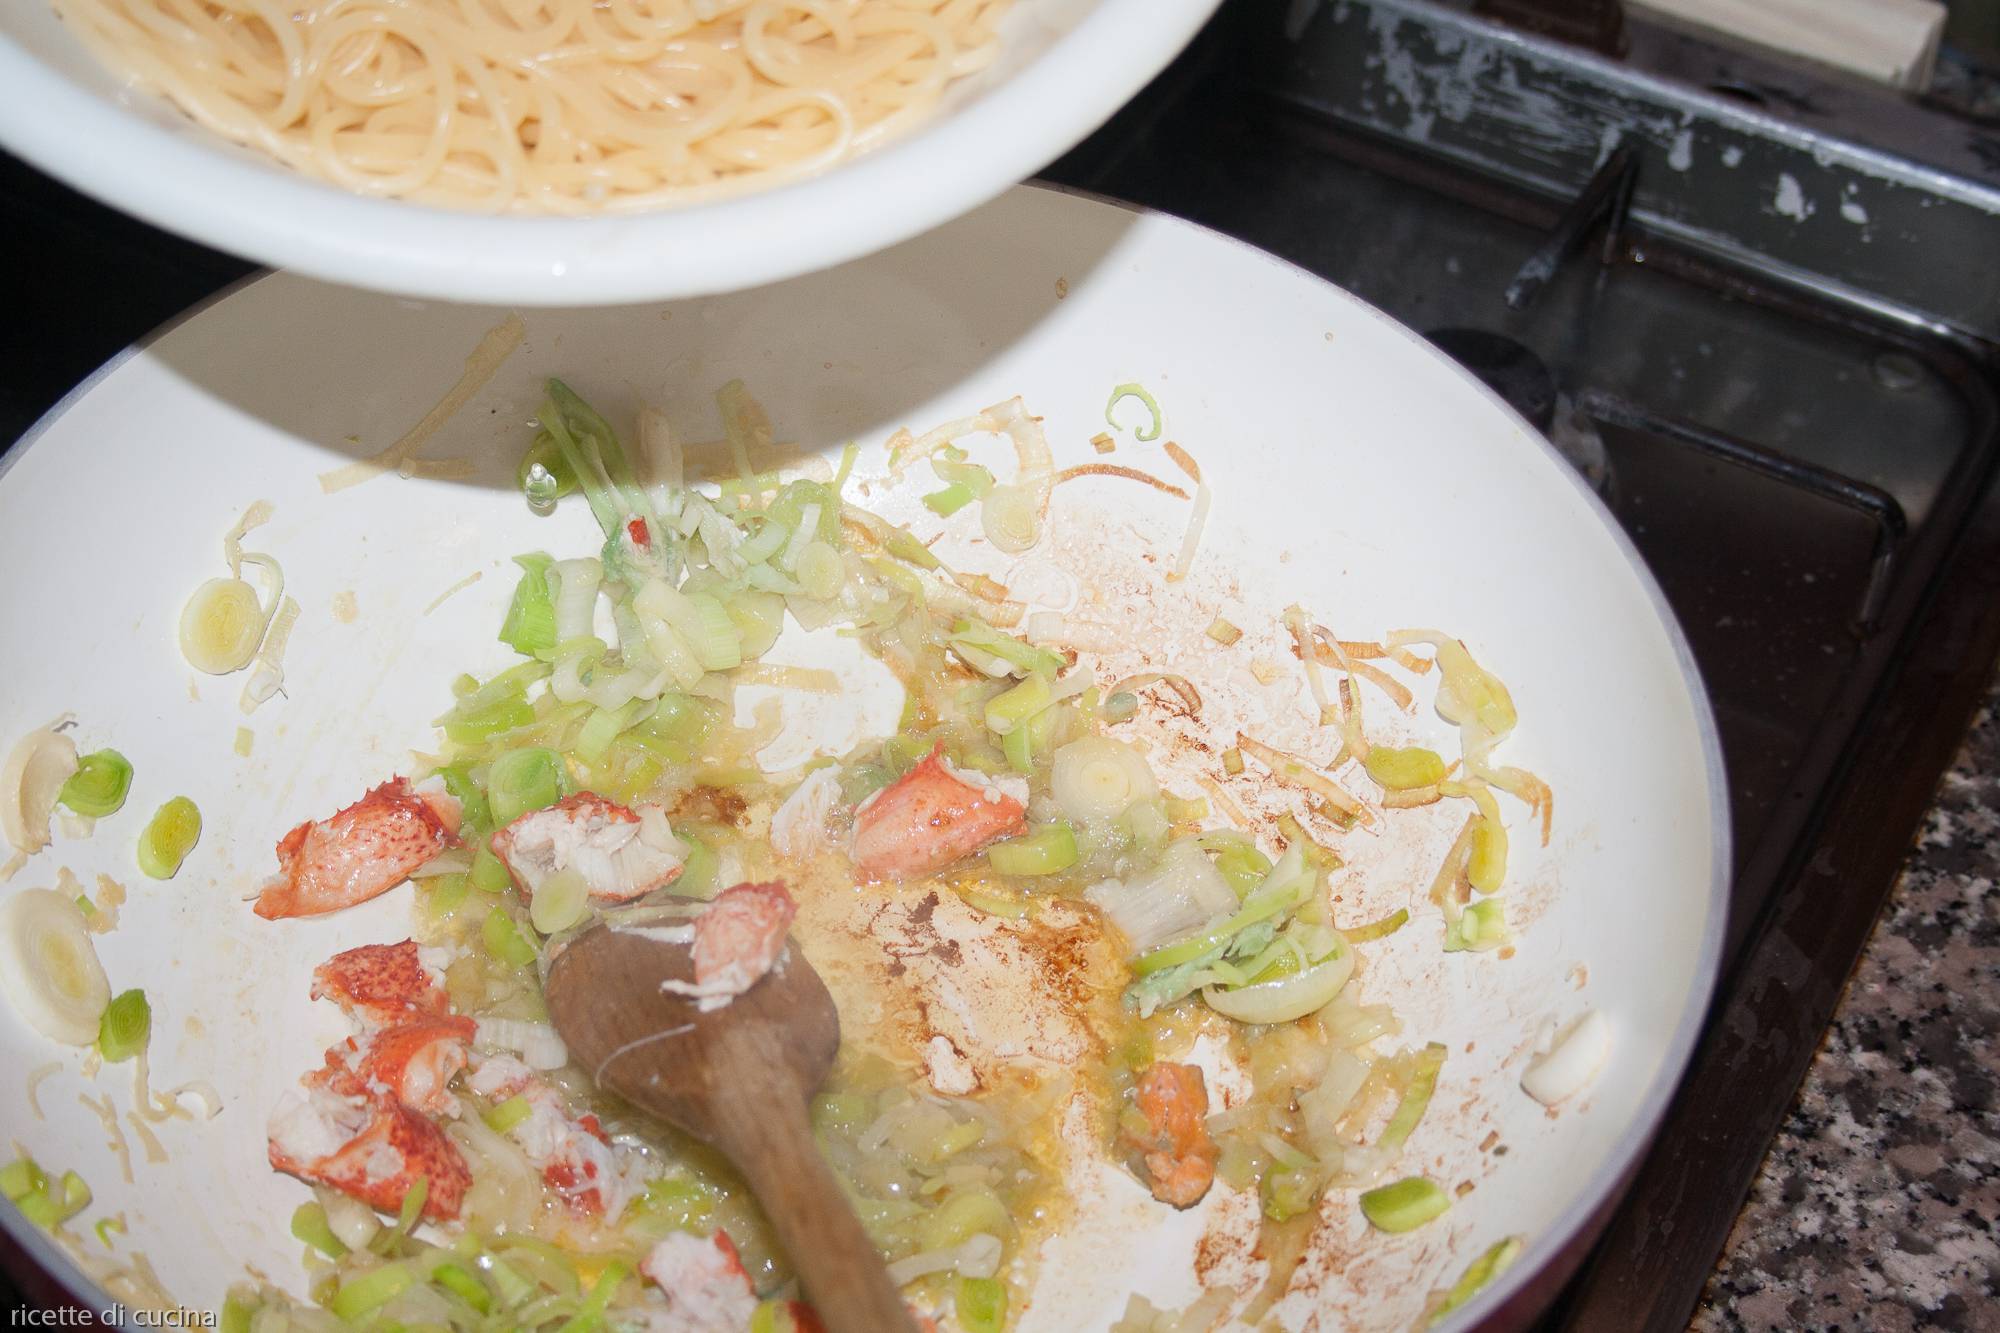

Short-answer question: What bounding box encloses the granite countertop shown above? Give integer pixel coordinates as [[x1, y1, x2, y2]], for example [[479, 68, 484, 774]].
[[1693, 686, 2000, 1330]]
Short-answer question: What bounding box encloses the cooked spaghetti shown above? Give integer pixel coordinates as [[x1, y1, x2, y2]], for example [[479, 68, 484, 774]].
[[50, 0, 1013, 213]]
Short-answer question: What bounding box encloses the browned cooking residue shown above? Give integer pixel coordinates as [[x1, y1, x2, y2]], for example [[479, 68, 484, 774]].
[[670, 785, 749, 827]]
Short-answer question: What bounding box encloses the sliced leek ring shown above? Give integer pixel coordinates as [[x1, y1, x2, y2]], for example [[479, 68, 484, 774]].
[[180, 576, 269, 675], [0, 889, 111, 1045], [0, 723, 78, 857]]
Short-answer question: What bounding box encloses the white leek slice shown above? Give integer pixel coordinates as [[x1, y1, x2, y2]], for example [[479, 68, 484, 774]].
[[180, 578, 268, 674], [0, 888, 111, 1044], [1, 720, 79, 856], [1050, 736, 1158, 825], [1521, 1010, 1610, 1106]]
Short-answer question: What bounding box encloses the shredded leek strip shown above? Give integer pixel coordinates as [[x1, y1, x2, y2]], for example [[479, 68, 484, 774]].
[[1105, 383, 1164, 441], [717, 379, 772, 497], [238, 594, 301, 714], [1428, 815, 1479, 937], [1052, 463, 1188, 499], [320, 313, 525, 493], [1344, 907, 1410, 942], [1169, 483, 1211, 582], [1235, 733, 1372, 827], [1284, 606, 1335, 725], [1163, 440, 1202, 483], [25, 1063, 58, 1119]]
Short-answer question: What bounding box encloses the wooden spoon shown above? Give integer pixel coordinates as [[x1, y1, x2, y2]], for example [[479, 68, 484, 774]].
[[544, 923, 919, 1333]]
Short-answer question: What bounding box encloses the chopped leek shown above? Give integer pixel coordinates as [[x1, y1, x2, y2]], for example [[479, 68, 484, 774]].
[[625, 694, 714, 765], [483, 1094, 534, 1134], [987, 824, 1077, 876], [1205, 617, 1242, 646], [1345, 907, 1410, 943], [498, 553, 558, 656], [1105, 383, 1164, 441], [330, 1261, 417, 1322], [957, 1276, 1007, 1333], [1444, 899, 1511, 953], [529, 866, 590, 935], [984, 675, 1051, 736], [289, 1202, 347, 1259], [1198, 832, 1271, 898], [432, 1262, 492, 1315], [95, 988, 150, 1063], [1360, 1176, 1450, 1233], [389, 1174, 428, 1243], [0, 1157, 43, 1202], [483, 911, 538, 968], [1364, 746, 1448, 791], [1261, 1165, 1321, 1222], [672, 835, 719, 900], [556, 1259, 630, 1332], [1378, 1043, 1448, 1151], [487, 747, 565, 825], [1050, 736, 1157, 824], [950, 619, 1064, 680], [434, 763, 493, 835], [470, 844, 513, 893], [1429, 1237, 1525, 1325], [443, 694, 536, 746], [136, 796, 200, 879], [58, 750, 132, 818], [924, 482, 978, 516], [795, 542, 844, 600]]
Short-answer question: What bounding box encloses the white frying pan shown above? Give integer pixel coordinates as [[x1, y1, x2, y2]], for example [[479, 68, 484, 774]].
[[0, 185, 1726, 1330]]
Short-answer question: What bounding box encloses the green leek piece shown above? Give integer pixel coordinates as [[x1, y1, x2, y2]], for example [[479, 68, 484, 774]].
[[951, 619, 1063, 680], [483, 1095, 533, 1134], [290, 1202, 347, 1258], [1359, 1176, 1450, 1233], [444, 695, 536, 746], [390, 1175, 429, 1243], [984, 675, 1052, 736], [635, 1176, 717, 1234], [96, 989, 151, 1063], [923, 483, 978, 517], [555, 1259, 630, 1332], [1002, 719, 1034, 774], [0, 1157, 44, 1202], [1379, 1044, 1449, 1152], [575, 700, 645, 766], [1363, 745, 1448, 792], [483, 911, 539, 968], [624, 694, 713, 766], [93, 1215, 123, 1248], [498, 554, 558, 657], [483, 1254, 534, 1308], [1261, 1166, 1320, 1222], [59, 750, 132, 818], [987, 824, 1077, 877], [919, 1189, 1011, 1251], [1469, 819, 1507, 894], [1105, 383, 1164, 441], [1199, 833, 1272, 898], [1428, 1237, 1525, 1325], [434, 764, 492, 836], [766, 480, 842, 548], [330, 1261, 417, 1322], [517, 435, 579, 514], [218, 1294, 256, 1333], [470, 845, 513, 894], [529, 867, 590, 935], [422, 873, 472, 925], [1346, 907, 1410, 943], [1443, 899, 1511, 953], [487, 747, 565, 825], [671, 836, 719, 901], [957, 1276, 1007, 1333], [432, 1262, 492, 1314], [136, 796, 200, 879]]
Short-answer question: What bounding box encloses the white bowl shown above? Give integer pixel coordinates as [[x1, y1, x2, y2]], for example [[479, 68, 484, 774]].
[[0, 0, 1221, 305]]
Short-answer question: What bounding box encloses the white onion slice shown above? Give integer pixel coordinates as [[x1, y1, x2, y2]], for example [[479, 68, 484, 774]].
[[1521, 1010, 1610, 1106]]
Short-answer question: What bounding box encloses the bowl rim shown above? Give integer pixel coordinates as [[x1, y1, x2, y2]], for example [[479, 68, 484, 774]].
[[0, 182, 1731, 1330], [0, 0, 1224, 305]]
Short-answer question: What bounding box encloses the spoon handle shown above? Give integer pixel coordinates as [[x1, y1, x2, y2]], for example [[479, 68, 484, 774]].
[[716, 1088, 921, 1333]]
